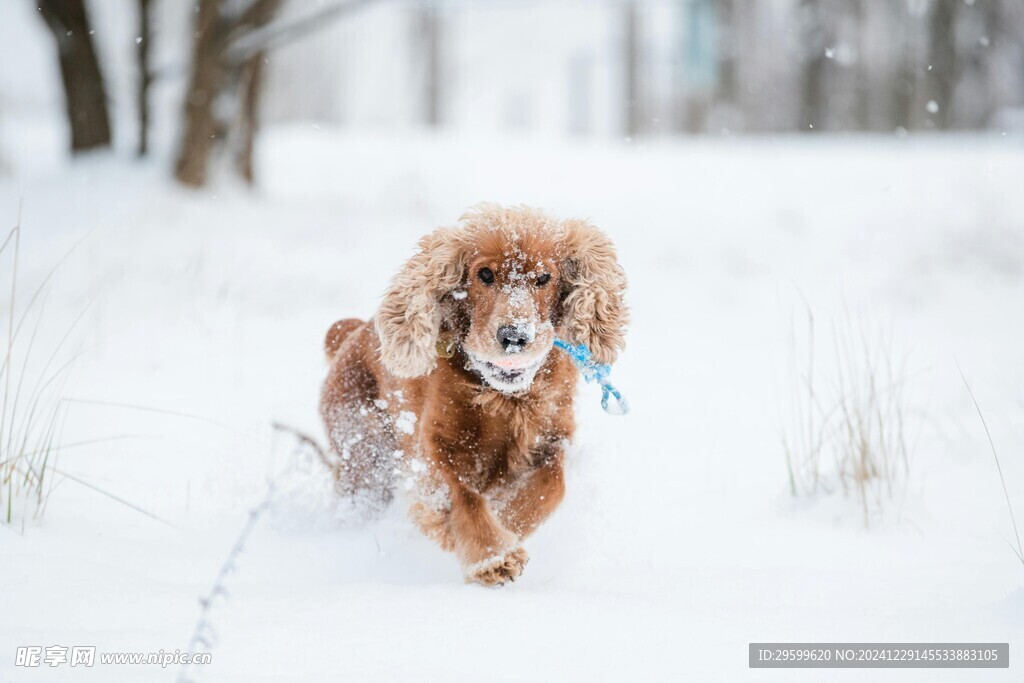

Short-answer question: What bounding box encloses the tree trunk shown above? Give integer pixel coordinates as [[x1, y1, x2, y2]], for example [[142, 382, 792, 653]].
[[926, 0, 957, 129], [414, 4, 442, 127], [38, 0, 112, 153], [137, 0, 154, 156], [890, 2, 915, 131], [714, 0, 737, 106], [800, 54, 827, 131], [174, 0, 228, 187], [623, 2, 642, 137], [174, 0, 284, 187], [235, 51, 266, 184], [798, 0, 829, 132], [851, 0, 871, 130]]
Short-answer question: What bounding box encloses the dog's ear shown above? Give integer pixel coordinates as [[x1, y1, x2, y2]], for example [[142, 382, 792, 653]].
[[375, 226, 467, 378], [559, 219, 629, 365]]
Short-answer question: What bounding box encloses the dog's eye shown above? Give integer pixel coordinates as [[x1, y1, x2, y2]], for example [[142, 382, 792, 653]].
[[536, 273, 551, 286], [478, 267, 494, 285]]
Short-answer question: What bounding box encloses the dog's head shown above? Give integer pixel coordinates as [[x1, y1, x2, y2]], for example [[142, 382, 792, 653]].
[[375, 204, 628, 393]]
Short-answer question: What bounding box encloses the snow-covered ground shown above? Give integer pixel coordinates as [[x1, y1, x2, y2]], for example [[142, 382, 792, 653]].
[[2, 129, 1023, 682]]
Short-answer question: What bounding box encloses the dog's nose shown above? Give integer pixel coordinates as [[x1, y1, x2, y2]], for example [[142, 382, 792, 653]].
[[497, 325, 532, 352]]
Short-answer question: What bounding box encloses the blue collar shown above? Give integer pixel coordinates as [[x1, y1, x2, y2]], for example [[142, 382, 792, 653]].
[[553, 339, 629, 415]]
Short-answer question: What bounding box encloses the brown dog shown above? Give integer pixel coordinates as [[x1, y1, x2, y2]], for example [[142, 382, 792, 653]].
[[320, 205, 628, 585]]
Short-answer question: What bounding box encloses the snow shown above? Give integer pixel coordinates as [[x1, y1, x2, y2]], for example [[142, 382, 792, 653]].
[[1, 130, 1023, 682], [395, 411, 417, 435]]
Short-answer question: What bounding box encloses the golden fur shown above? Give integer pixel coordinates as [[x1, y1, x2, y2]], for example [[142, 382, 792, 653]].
[[320, 204, 628, 585]]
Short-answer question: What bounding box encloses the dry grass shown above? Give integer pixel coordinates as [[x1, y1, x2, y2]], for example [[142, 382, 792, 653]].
[[0, 207, 183, 530], [958, 368, 1024, 571], [783, 305, 912, 527], [0, 205, 81, 529]]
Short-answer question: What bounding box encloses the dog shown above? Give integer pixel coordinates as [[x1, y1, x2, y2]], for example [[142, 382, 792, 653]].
[[320, 204, 628, 585]]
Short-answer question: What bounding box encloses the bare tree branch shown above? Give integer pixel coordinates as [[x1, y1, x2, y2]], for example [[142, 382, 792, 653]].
[[136, 0, 154, 156], [224, 0, 375, 65]]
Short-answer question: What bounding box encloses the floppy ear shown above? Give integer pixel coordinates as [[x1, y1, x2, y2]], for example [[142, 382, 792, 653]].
[[559, 219, 629, 365], [375, 227, 467, 378]]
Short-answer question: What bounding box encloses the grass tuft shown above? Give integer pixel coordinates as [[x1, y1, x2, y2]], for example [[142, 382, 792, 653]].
[[0, 203, 81, 528], [783, 305, 912, 527]]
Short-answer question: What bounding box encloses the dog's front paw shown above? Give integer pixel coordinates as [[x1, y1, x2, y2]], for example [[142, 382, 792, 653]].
[[465, 547, 529, 587]]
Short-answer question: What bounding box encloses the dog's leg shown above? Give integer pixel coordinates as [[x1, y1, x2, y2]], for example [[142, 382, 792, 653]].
[[323, 397, 396, 518], [497, 459, 566, 540], [321, 324, 401, 519], [447, 482, 528, 586]]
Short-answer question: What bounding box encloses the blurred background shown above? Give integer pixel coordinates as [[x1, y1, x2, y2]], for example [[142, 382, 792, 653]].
[[2, 0, 1023, 182], [2, 4, 1024, 680]]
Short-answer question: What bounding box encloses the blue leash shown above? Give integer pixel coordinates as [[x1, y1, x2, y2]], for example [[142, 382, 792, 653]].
[[553, 339, 629, 415]]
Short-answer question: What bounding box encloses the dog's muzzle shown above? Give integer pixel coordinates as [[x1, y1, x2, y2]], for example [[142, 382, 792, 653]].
[[467, 349, 548, 393], [496, 323, 535, 354]]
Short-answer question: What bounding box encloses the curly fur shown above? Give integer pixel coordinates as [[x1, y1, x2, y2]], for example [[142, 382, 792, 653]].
[[560, 218, 629, 364], [375, 228, 469, 377], [321, 204, 629, 586]]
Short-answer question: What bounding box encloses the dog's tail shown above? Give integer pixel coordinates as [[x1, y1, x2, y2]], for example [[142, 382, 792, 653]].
[[324, 319, 363, 359]]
